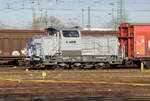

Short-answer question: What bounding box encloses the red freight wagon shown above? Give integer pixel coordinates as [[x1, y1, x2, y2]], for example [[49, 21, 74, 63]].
[[118, 23, 150, 67]]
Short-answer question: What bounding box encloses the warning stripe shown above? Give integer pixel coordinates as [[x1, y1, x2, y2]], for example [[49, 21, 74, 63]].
[[7, 79, 150, 86]]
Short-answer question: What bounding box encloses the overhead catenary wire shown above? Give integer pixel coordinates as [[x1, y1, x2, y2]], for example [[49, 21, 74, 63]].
[[1, 0, 150, 29], [1, 7, 150, 12]]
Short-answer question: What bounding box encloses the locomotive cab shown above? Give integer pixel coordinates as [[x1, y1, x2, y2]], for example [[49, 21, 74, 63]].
[[45, 28, 82, 56]]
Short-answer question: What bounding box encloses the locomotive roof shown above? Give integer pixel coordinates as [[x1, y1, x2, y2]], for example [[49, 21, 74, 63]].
[[81, 30, 117, 35]]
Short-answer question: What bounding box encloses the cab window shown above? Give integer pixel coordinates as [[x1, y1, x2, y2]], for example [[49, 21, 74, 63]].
[[62, 30, 79, 37]]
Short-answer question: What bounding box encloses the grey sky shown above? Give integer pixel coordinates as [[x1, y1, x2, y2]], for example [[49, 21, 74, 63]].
[[0, 0, 150, 29]]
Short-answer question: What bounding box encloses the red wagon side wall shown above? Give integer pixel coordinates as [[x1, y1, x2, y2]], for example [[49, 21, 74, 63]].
[[119, 23, 150, 59], [134, 26, 150, 58]]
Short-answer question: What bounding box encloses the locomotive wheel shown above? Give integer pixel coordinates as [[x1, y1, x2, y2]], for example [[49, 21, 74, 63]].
[[80, 63, 95, 69], [64, 64, 72, 69], [45, 65, 55, 69], [55, 65, 62, 70], [101, 64, 110, 69]]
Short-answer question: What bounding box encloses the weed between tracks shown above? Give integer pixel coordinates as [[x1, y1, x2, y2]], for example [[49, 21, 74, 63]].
[[0, 68, 149, 82]]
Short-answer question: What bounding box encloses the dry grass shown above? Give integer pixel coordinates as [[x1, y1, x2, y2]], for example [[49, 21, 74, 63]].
[[0, 68, 149, 81]]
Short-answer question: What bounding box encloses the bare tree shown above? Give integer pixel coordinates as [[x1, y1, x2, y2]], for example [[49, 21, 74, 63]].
[[104, 15, 129, 31], [104, 19, 118, 30], [48, 16, 63, 28], [30, 21, 40, 30], [65, 21, 80, 28], [0, 21, 5, 29], [30, 16, 64, 30]]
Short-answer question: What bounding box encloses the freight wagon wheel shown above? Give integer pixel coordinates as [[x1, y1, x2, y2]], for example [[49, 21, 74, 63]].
[[137, 61, 150, 69], [144, 63, 150, 69], [135, 61, 141, 68]]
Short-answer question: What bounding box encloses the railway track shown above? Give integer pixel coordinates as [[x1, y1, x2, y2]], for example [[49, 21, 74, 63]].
[[0, 83, 149, 101], [0, 67, 149, 101], [0, 90, 150, 101]]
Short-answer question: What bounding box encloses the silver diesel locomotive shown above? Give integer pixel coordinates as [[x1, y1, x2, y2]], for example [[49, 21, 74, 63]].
[[27, 28, 123, 68]]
